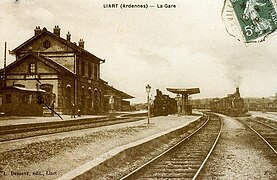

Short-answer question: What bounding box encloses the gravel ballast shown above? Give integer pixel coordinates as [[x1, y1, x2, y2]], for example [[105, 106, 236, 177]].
[[198, 115, 277, 180]]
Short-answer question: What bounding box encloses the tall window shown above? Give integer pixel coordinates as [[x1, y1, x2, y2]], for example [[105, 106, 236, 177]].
[[81, 61, 85, 77], [66, 85, 72, 109], [88, 88, 92, 109], [94, 64, 98, 79], [88, 64, 92, 78], [40, 84, 53, 106], [29, 63, 36, 73]]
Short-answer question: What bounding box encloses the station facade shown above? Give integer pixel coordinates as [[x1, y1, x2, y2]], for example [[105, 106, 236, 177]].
[[0, 25, 133, 115]]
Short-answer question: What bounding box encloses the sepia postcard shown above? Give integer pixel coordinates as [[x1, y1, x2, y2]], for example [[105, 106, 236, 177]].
[[0, 0, 276, 179]]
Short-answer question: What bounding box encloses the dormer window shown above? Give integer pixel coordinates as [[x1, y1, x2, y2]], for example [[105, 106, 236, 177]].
[[28, 63, 36, 73]]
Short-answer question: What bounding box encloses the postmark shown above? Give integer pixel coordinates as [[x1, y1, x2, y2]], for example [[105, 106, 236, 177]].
[[223, 0, 277, 43]]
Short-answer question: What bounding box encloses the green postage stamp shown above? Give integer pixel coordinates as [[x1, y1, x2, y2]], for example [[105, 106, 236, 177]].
[[224, 0, 277, 43]]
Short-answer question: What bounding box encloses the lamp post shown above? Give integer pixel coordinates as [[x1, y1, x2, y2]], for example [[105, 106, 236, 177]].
[[176, 94, 181, 116], [145, 84, 151, 124]]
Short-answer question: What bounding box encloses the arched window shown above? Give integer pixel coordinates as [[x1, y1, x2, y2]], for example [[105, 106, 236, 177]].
[[88, 87, 92, 109], [66, 84, 72, 108], [28, 62, 36, 73], [81, 86, 85, 109]]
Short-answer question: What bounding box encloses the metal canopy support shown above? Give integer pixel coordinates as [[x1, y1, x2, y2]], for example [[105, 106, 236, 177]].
[[167, 88, 200, 115]]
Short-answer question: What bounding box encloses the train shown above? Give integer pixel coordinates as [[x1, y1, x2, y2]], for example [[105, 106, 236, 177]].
[[210, 88, 248, 116], [151, 89, 177, 116]]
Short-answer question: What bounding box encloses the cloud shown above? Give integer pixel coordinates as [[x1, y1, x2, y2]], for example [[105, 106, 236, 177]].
[[0, 0, 277, 103], [131, 48, 171, 65]]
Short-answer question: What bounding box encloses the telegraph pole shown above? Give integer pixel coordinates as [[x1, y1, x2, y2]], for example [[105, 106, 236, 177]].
[[3, 42, 7, 87]]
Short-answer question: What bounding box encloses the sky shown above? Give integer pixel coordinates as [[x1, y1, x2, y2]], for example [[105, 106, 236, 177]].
[[0, 0, 277, 103]]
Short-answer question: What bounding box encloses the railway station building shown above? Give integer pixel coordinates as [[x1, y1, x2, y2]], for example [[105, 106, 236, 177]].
[[0, 25, 133, 115]]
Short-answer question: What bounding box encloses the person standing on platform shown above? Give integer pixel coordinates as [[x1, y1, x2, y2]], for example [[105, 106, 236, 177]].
[[71, 103, 76, 118]]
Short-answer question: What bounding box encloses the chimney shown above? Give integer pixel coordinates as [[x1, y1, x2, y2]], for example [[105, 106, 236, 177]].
[[156, 89, 162, 97], [66, 31, 71, 42], [34, 26, 41, 36], [53, 25, 61, 36], [235, 87, 240, 97], [79, 39, 84, 48]]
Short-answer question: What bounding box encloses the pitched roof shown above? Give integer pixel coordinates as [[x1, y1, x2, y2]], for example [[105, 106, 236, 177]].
[[105, 84, 134, 99], [0, 86, 46, 93], [1, 51, 75, 75], [167, 88, 200, 95], [11, 27, 105, 63]]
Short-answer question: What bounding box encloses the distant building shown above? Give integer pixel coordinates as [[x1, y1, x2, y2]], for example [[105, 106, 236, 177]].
[[0, 25, 133, 115], [103, 84, 134, 112]]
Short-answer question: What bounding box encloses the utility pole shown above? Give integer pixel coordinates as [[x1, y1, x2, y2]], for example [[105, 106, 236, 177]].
[[3, 42, 7, 87], [275, 93, 277, 112]]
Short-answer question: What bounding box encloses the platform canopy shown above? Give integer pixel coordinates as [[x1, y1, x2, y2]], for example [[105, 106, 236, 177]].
[[167, 87, 200, 115], [166, 88, 200, 95]]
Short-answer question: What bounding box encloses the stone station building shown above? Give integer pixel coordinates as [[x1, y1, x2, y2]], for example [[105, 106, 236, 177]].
[[0, 25, 133, 115]]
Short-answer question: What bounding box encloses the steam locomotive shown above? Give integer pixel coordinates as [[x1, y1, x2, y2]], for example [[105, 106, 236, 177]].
[[210, 88, 247, 116], [151, 89, 177, 116]]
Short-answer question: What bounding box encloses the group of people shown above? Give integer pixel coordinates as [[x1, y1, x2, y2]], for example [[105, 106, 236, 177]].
[[71, 103, 87, 118]]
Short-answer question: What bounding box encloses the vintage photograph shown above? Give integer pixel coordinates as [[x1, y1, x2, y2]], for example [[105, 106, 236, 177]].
[[0, 0, 276, 179]]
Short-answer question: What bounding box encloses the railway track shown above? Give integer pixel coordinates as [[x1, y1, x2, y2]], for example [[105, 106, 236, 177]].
[[0, 113, 147, 142], [121, 113, 223, 180], [241, 117, 277, 155], [254, 117, 277, 129]]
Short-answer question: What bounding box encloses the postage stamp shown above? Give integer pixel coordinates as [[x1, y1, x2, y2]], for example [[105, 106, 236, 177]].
[[225, 0, 277, 43]]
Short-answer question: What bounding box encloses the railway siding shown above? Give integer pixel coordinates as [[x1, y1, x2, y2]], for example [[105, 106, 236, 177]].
[[0, 113, 147, 142]]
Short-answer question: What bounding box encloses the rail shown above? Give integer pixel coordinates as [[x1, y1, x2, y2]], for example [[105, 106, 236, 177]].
[[0, 113, 147, 142], [192, 115, 223, 180], [121, 113, 222, 179], [242, 119, 277, 155]]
